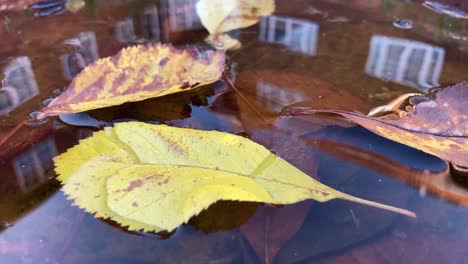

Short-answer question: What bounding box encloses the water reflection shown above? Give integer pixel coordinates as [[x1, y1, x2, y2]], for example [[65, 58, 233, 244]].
[[0, 57, 39, 115], [12, 136, 57, 192], [163, 0, 202, 32], [366, 35, 445, 91], [256, 81, 309, 113], [142, 5, 163, 42], [259, 15, 319, 56], [61, 32, 99, 80], [115, 18, 137, 44]]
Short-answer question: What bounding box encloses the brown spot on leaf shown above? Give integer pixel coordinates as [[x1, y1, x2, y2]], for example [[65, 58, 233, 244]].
[[159, 57, 169, 66], [180, 82, 191, 89], [126, 179, 143, 192]]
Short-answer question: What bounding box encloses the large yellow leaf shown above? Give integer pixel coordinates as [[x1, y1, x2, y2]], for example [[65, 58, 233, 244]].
[[55, 122, 414, 232], [196, 0, 275, 35], [37, 44, 225, 119]]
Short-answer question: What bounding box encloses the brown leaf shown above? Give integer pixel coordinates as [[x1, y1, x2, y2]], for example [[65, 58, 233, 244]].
[[289, 83, 468, 167], [37, 44, 225, 119]]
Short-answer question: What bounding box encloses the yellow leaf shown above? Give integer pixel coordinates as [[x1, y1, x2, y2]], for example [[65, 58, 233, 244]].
[[37, 44, 225, 119], [196, 0, 275, 35], [55, 122, 414, 232], [205, 33, 242, 50]]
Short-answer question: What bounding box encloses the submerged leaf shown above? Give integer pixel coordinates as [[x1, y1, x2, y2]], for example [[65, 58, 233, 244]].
[[55, 122, 414, 233], [196, 0, 275, 35], [289, 83, 468, 167], [37, 44, 225, 119]]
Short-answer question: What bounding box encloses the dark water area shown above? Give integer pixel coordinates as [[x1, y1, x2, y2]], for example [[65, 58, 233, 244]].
[[0, 0, 467, 263]]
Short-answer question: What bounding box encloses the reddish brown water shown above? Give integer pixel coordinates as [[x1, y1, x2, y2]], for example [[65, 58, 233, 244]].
[[0, 0, 467, 263]]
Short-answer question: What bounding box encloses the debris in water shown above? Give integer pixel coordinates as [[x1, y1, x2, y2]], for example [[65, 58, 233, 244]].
[[393, 19, 413, 29], [423, 1, 468, 19], [26, 111, 49, 126]]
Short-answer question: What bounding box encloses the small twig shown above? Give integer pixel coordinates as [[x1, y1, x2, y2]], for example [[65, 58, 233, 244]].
[[222, 72, 270, 125], [0, 118, 33, 148]]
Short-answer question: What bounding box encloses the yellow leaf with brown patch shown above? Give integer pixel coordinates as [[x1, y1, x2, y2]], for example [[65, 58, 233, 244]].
[[288, 83, 468, 167], [37, 44, 225, 119], [55, 122, 414, 233], [196, 0, 275, 35]]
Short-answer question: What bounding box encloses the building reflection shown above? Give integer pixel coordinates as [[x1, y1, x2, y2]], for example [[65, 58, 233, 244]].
[[0, 57, 39, 115], [162, 0, 202, 32], [115, 18, 137, 44], [142, 5, 164, 42], [61, 32, 99, 80], [256, 81, 309, 112], [12, 136, 57, 192], [259, 15, 319, 56], [365, 35, 445, 91]]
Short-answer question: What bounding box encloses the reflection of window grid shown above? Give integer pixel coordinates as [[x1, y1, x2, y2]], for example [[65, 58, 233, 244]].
[[143, 5, 161, 41], [366, 35, 445, 91], [12, 137, 57, 192], [0, 57, 39, 115], [77, 32, 99, 65], [259, 15, 319, 56], [0, 86, 19, 115], [115, 18, 137, 43], [61, 53, 86, 80], [256, 81, 308, 112], [166, 0, 201, 31], [61, 32, 99, 80]]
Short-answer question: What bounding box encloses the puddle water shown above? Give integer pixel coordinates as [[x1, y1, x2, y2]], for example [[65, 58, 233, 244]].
[[0, 0, 467, 263]]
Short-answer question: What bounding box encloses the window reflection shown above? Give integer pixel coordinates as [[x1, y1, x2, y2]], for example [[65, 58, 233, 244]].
[[12, 137, 57, 192], [366, 35, 445, 91], [259, 15, 319, 56], [115, 18, 137, 44], [256, 81, 308, 112], [0, 57, 39, 115], [164, 0, 202, 32], [142, 5, 162, 42], [61, 32, 99, 80]]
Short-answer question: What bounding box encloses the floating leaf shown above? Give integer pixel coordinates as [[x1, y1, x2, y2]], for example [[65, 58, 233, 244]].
[[196, 0, 274, 50], [205, 34, 242, 50], [196, 0, 275, 35], [37, 44, 225, 119], [288, 83, 468, 167], [55, 122, 414, 233]]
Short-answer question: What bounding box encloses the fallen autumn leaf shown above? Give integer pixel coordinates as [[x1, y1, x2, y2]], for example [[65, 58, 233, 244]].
[[55, 122, 414, 233], [196, 0, 275, 35], [37, 44, 225, 119], [287, 83, 468, 167]]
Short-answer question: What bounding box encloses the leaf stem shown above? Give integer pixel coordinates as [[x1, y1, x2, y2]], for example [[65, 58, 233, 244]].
[[0, 118, 32, 148], [222, 72, 270, 125], [340, 193, 416, 218]]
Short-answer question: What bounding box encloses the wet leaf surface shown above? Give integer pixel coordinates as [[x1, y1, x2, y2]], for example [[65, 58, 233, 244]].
[[196, 0, 275, 35], [289, 83, 468, 167], [37, 44, 225, 119], [2, 0, 468, 263], [55, 122, 414, 233]]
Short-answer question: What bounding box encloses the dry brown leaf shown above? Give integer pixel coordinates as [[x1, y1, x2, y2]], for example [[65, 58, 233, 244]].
[[288, 83, 468, 167]]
